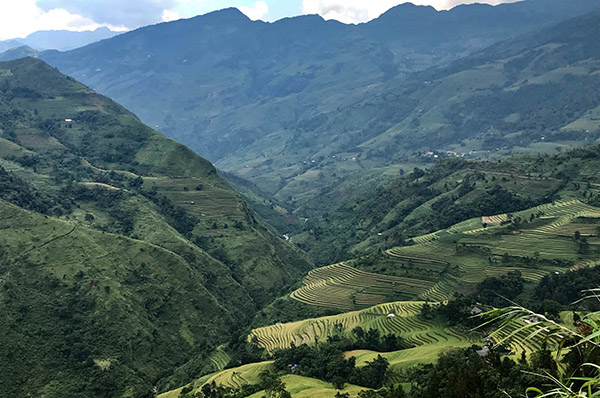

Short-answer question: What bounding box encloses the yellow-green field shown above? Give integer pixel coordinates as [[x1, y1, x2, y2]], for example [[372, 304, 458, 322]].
[[249, 301, 480, 356], [161, 298, 561, 397], [291, 263, 435, 310], [161, 300, 480, 397], [159, 367, 366, 398], [247, 375, 366, 398]]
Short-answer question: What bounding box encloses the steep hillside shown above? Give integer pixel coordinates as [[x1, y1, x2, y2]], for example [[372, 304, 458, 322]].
[[358, 9, 600, 160], [277, 8, 600, 222], [296, 198, 600, 312], [0, 58, 311, 398], [38, 0, 600, 204]]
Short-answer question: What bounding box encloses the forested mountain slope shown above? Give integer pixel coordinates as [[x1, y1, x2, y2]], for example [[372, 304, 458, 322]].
[[37, 0, 600, 203], [0, 58, 311, 398]]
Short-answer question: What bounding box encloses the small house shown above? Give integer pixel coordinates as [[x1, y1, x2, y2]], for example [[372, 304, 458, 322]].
[[470, 306, 483, 315], [387, 313, 396, 319]]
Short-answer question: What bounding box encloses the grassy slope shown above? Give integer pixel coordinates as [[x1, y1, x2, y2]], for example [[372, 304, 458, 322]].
[[159, 366, 366, 398], [0, 58, 312, 397], [0, 199, 234, 396]]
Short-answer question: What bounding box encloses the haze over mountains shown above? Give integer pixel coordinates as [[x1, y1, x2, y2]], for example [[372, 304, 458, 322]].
[[0, 27, 118, 53], [36, 0, 600, 216]]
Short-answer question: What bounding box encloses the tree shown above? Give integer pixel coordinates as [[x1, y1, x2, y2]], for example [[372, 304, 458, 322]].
[[356, 355, 389, 389], [259, 371, 291, 398]]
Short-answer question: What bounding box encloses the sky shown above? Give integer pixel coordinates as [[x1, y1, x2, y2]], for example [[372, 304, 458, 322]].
[[0, 0, 521, 40]]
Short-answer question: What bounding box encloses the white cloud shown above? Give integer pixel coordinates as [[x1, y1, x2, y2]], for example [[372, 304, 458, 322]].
[[162, 9, 181, 22], [238, 1, 269, 20], [302, 0, 395, 23], [302, 0, 521, 24], [0, 0, 124, 40], [37, 0, 177, 27]]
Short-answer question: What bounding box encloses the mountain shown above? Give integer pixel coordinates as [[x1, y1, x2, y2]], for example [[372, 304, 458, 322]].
[[0, 58, 311, 398], [20, 27, 119, 51], [38, 0, 600, 206], [0, 39, 23, 53], [255, 6, 600, 223], [0, 45, 38, 61], [0, 28, 119, 52]]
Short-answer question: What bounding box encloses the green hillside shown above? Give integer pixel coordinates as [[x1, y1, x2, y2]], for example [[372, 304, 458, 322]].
[[162, 294, 562, 397], [0, 57, 311, 398], [161, 300, 481, 397]]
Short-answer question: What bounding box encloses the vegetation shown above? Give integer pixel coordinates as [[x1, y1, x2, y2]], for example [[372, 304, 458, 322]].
[[287, 198, 600, 314], [0, 58, 311, 398], [476, 288, 600, 397]]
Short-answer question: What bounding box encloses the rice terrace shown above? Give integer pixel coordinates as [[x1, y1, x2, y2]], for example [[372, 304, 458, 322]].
[[291, 199, 600, 309]]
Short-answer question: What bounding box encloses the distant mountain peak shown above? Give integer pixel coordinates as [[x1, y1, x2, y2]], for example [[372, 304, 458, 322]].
[[202, 7, 251, 22], [377, 2, 438, 18], [0, 45, 38, 62]]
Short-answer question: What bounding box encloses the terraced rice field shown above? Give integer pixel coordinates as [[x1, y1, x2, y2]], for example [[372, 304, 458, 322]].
[[206, 361, 273, 389], [160, 366, 367, 398], [417, 278, 462, 302], [290, 263, 435, 309], [489, 319, 556, 358], [292, 200, 600, 312], [249, 301, 479, 355], [143, 176, 244, 221], [246, 375, 366, 398], [206, 346, 231, 372], [386, 200, 600, 292], [461, 199, 599, 235]]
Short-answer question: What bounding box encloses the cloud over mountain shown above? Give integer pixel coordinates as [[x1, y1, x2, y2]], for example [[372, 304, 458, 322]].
[[37, 0, 177, 27], [302, 0, 522, 23]]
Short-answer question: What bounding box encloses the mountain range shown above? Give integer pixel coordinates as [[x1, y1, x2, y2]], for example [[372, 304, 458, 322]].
[[0, 27, 118, 53], [35, 0, 600, 219]]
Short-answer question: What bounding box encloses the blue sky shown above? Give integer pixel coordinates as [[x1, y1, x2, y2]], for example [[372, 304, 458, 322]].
[[0, 0, 520, 40]]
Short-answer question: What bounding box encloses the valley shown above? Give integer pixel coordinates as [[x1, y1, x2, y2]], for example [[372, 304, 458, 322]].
[[1, 1, 600, 397]]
